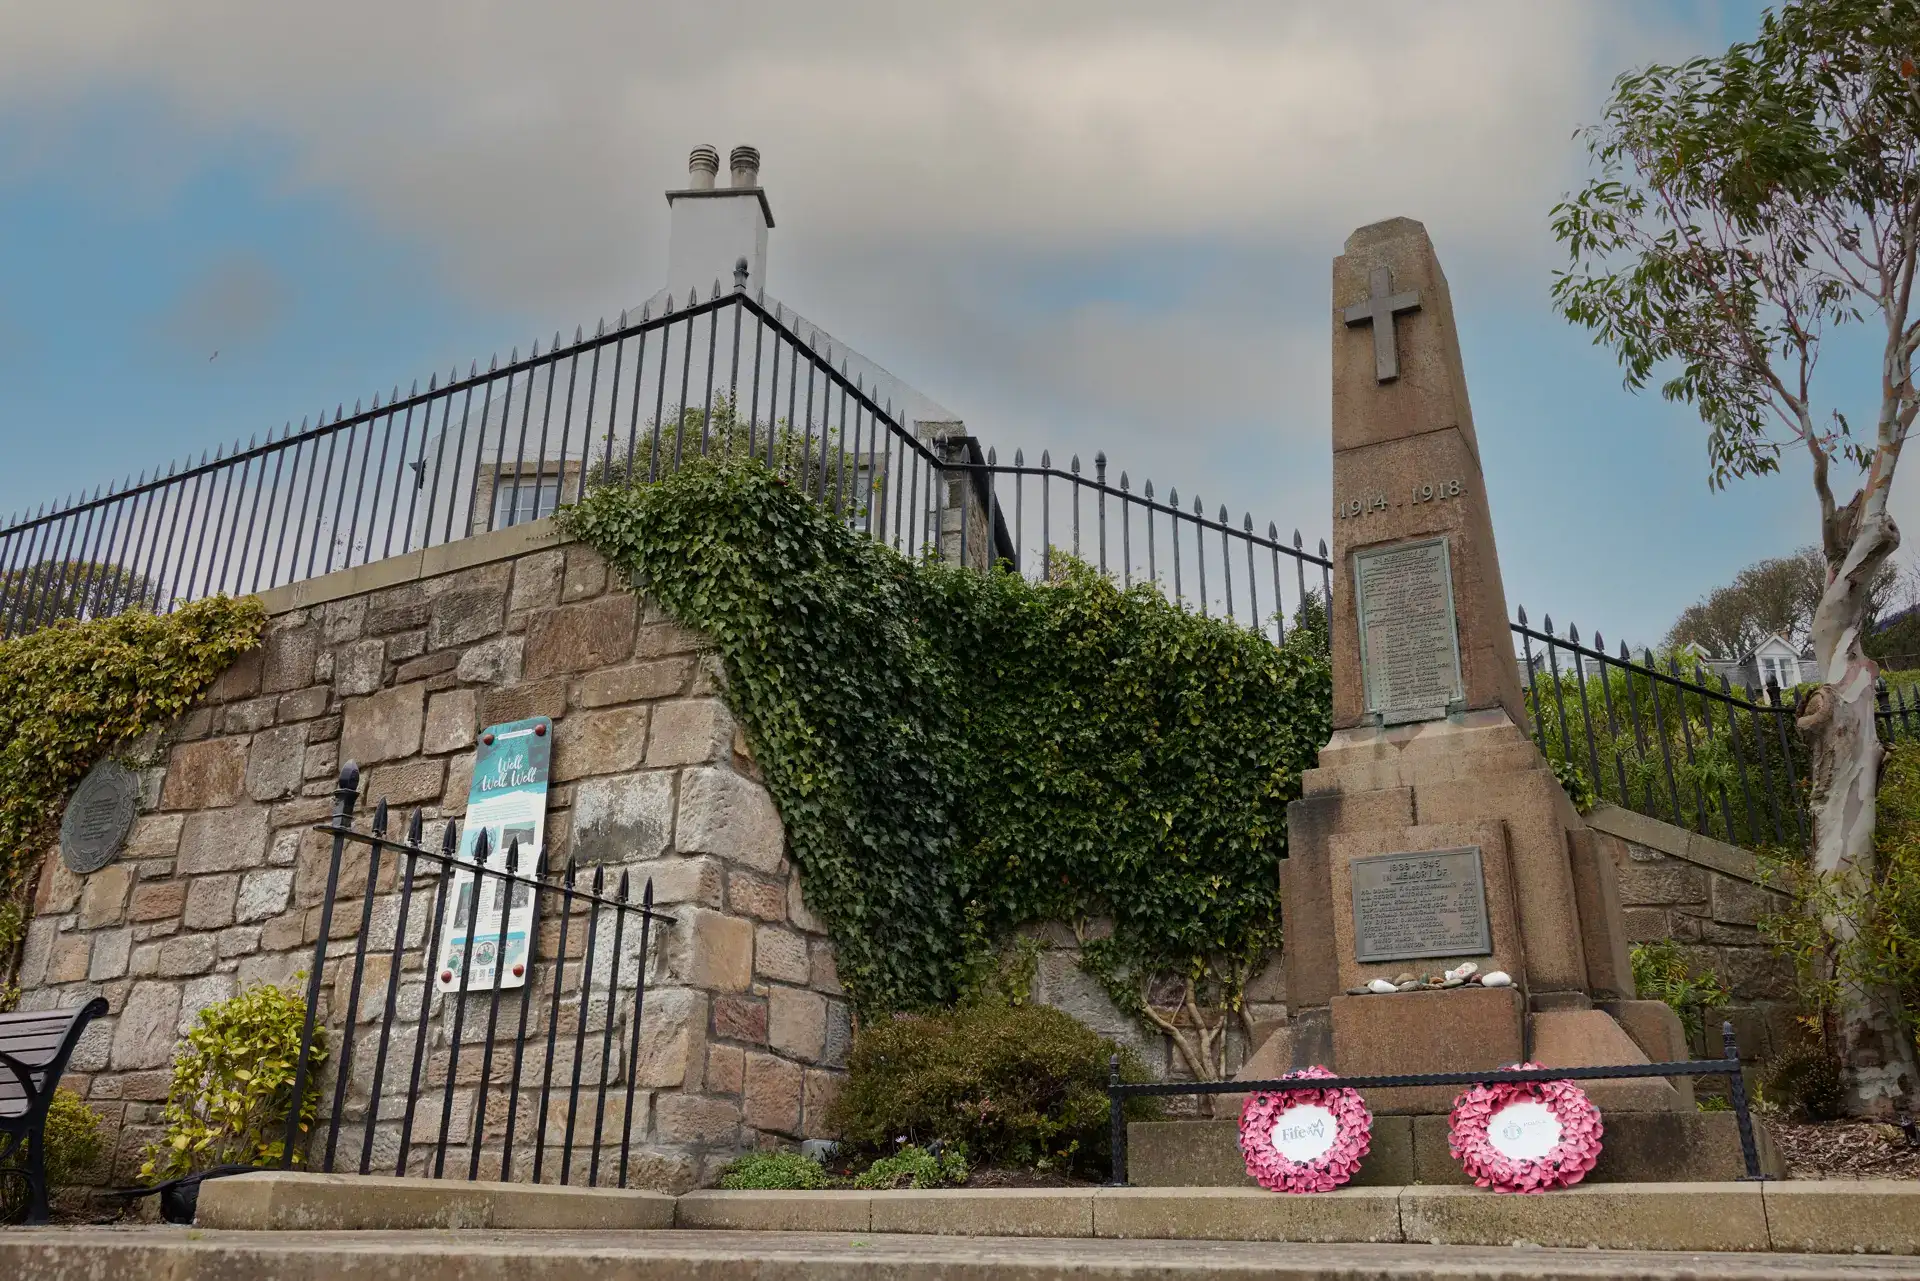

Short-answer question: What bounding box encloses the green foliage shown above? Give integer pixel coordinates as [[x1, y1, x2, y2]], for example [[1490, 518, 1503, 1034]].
[[825, 1001, 1156, 1177], [558, 457, 1330, 1016], [1525, 661, 1807, 848], [1765, 1039, 1848, 1121], [1870, 612, 1920, 666], [1631, 940, 1733, 1045], [955, 936, 1044, 1011], [140, 982, 328, 1181], [1284, 589, 1329, 660], [584, 394, 876, 524], [0, 560, 158, 634], [0, 595, 265, 982], [1551, 757, 1598, 813], [716, 1151, 834, 1190], [852, 1143, 970, 1190], [1551, 0, 1920, 490], [43, 1088, 104, 1188], [1763, 740, 1920, 1041]]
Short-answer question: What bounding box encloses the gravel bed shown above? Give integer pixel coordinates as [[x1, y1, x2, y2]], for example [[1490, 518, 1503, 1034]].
[[1770, 1120, 1920, 1180]]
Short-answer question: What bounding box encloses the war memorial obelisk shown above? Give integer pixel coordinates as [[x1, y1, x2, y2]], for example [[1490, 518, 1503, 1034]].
[[1227, 217, 1777, 1179]]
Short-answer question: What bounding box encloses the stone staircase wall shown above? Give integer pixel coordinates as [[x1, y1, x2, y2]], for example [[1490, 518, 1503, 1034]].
[[1584, 804, 1801, 1065]]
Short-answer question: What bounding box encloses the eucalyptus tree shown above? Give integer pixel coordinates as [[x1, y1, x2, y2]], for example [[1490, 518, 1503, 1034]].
[[1552, 0, 1919, 1113]]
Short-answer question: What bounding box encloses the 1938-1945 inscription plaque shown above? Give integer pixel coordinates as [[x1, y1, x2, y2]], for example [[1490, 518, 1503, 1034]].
[[1353, 537, 1463, 724], [1350, 846, 1492, 964]]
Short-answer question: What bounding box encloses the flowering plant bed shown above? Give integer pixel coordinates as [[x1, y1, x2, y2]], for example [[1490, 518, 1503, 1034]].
[[1237, 1066, 1372, 1193], [1447, 1065, 1603, 1192]]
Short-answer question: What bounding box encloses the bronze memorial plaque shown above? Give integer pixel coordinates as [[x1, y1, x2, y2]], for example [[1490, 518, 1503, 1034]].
[[1350, 846, 1491, 964], [1353, 537, 1462, 724], [60, 758, 141, 875]]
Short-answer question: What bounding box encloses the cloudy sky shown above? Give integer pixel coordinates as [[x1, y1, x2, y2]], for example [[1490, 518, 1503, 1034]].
[[0, 1, 1895, 646]]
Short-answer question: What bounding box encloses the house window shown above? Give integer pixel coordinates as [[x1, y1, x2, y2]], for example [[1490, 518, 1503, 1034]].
[[492, 475, 561, 529], [1761, 656, 1800, 690]]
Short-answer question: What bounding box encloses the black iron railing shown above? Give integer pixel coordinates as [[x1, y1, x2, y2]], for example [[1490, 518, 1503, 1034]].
[[282, 764, 673, 1186], [1512, 611, 1920, 851], [949, 447, 1332, 643], [1513, 611, 1813, 850], [0, 282, 1333, 646], [22, 261, 1915, 854], [1877, 679, 1920, 742], [1104, 1020, 1765, 1185]]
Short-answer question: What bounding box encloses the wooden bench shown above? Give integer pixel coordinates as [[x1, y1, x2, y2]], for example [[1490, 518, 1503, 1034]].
[[0, 998, 109, 1225]]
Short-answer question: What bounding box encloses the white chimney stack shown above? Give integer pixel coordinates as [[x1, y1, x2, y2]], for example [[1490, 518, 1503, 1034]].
[[664, 143, 772, 303]]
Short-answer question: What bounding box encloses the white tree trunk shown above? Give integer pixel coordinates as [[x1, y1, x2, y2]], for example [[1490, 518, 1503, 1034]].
[[1803, 520, 1920, 1117]]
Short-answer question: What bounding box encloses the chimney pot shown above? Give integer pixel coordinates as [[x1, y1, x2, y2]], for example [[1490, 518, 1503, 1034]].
[[729, 145, 761, 188], [688, 144, 719, 191]]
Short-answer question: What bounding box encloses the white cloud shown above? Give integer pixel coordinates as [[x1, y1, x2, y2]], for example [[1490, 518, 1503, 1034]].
[[0, 2, 1698, 309], [0, 0, 1738, 590]]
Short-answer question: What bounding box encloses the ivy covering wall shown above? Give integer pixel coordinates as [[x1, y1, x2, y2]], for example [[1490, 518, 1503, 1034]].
[[0, 596, 266, 998], [560, 459, 1331, 1018]]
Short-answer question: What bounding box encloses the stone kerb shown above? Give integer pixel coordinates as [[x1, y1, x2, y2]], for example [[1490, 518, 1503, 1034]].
[[19, 521, 848, 1193]]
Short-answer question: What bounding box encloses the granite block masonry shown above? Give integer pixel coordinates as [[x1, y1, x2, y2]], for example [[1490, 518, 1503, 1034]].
[[1249, 218, 1751, 1178], [21, 524, 848, 1193]]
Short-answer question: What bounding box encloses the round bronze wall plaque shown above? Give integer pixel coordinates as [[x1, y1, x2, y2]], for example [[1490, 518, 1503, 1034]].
[[60, 759, 141, 875]]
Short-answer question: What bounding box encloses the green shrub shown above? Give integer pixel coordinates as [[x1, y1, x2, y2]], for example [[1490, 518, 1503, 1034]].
[[140, 982, 327, 1181], [1765, 1040, 1847, 1122], [1551, 757, 1597, 813], [825, 1002, 1156, 1177], [1630, 940, 1732, 1046], [852, 1143, 969, 1190], [716, 1151, 833, 1190], [43, 1088, 103, 1188]]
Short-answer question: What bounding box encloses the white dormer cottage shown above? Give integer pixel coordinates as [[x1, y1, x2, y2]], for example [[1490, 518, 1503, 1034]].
[[1748, 634, 1804, 692]]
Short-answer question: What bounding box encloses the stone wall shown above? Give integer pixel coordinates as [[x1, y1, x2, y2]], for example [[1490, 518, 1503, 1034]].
[[18, 521, 847, 1192], [1590, 805, 1801, 1064]]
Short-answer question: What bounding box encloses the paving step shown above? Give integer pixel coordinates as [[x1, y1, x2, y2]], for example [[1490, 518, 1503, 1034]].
[[6, 1228, 1920, 1281], [192, 1173, 1920, 1256]]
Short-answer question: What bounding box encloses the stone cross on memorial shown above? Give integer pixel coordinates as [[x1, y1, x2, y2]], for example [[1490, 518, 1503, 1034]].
[[1233, 218, 1769, 1178], [1342, 265, 1422, 383]]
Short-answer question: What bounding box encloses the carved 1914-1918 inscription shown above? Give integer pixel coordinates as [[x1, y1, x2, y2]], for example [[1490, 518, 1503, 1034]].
[[1336, 477, 1465, 521], [1353, 537, 1462, 724], [1350, 846, 1492, 964]]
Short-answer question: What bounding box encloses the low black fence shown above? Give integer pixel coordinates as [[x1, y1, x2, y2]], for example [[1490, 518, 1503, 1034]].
[[1104, 1021, 1765, 1185], [282, 764, 673, 1187]]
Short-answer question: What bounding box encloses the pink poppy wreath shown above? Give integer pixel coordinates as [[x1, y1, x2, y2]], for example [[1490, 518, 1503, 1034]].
[[1447, 1064, 1604, 1193], [1238, 1066, 1373, 1193]]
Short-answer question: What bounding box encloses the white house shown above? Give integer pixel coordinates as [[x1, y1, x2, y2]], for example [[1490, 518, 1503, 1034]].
[[1682, 634, 1807, 697]]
